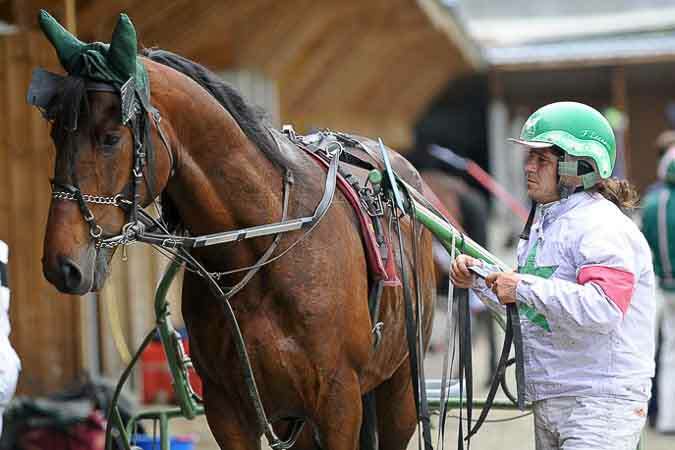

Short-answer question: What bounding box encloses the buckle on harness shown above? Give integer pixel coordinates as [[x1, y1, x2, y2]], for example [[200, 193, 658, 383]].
[[359, 189, 385, 217], [372, 322, 384, 350]]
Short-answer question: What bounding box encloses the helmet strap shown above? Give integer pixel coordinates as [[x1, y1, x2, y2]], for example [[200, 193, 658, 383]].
[[519, 203, 537, 240]]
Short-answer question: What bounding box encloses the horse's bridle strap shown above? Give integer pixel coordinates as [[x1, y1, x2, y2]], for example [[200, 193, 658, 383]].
[[134, 138, 342, 250]]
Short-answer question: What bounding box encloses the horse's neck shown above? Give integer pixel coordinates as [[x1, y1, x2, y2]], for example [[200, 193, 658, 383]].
[[164, 92, 284, 244]]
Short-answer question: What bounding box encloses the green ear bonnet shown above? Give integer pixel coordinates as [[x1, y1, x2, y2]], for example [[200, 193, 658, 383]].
[[28, 10, 149, 125]]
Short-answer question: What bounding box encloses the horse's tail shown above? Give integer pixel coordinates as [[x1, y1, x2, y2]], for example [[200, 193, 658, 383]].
[[359, 391, 378, 450]]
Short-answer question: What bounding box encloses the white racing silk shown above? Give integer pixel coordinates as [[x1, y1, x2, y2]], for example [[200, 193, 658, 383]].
[[472, 192, 655, 402]]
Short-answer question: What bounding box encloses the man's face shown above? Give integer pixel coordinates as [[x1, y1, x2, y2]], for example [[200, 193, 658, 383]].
[[524, 148, 561, 203]]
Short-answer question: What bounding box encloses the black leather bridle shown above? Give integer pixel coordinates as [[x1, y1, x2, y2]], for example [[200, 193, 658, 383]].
[[49, 80, 174, 250]]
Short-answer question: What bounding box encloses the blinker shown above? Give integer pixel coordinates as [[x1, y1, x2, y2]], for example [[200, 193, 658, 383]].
[[26, 68, 67, 119]]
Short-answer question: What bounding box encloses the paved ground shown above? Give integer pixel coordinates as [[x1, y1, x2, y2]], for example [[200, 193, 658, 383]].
[[161, 308, 674, 450]]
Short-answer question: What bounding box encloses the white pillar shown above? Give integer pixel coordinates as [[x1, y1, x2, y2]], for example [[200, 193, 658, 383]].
[[488, 98, 510, 230]]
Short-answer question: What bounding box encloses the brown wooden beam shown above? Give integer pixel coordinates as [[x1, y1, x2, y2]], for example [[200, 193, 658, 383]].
[[63, 0, 75, 33], [611, 66, 631, 179]]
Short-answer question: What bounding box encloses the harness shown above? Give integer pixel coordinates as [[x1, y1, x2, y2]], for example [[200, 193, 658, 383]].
[[31, 65, 423, 449]]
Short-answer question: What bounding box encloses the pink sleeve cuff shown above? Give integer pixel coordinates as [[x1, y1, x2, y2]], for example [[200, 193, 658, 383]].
[[577, 266, 635, 315]]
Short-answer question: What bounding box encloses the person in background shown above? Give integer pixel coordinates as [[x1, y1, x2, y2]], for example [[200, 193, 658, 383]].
[[0, 240, 21, 436], [643, 129, 675, 428], [451, 102, 655, 449], [645, 131, 675, 198], [641, 147, 675, 434]]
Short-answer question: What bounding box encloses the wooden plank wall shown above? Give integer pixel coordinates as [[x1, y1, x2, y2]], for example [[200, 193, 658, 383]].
[[0, 30, 82, 395]]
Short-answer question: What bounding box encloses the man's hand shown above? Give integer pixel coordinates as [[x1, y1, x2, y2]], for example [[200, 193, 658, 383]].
[[450, 254, 481, 288], [485, 272, 521, 305]]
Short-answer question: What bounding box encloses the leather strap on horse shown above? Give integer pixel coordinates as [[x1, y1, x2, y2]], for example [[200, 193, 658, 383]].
[[436, 231, 456, 450], [392, 201, 433, 450], [134, 134, 341, 250], [410, 201, 434, 450], [168, 171, 304, 450]]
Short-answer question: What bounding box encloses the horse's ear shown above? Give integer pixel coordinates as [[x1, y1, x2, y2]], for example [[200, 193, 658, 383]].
[[108, 13, 138, 81], [38, 9, 85, 72]]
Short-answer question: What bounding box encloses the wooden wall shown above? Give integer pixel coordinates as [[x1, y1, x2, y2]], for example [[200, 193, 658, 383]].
[[0, 30, 82, 395], [70, 0, 475, 150]]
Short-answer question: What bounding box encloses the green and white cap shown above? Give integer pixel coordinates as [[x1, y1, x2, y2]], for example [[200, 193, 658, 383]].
[[509, 101, 617, 180]]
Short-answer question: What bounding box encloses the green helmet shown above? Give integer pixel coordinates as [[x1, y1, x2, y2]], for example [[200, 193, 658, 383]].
[[510, 101, 616, 179]]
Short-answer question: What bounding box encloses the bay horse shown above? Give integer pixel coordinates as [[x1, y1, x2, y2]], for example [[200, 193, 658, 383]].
[[37, 15, 435, 450]]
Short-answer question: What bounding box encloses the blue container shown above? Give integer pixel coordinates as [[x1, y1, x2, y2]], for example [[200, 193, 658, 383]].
[[132, 434, 195, 450]]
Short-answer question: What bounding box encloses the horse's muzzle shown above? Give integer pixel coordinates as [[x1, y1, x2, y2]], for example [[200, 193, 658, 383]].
[[44, 254, 91, 295]]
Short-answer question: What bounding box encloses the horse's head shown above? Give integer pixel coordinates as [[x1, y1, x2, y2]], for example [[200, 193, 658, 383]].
[[32, 11, 171, 294]]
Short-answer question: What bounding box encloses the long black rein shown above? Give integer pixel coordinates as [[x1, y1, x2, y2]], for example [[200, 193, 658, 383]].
[[389, 180, 527, 447]]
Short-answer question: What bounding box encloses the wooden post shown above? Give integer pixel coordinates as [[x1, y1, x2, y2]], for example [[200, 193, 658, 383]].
[[611, 66, 631, 179], [64, 0, 77, 35]]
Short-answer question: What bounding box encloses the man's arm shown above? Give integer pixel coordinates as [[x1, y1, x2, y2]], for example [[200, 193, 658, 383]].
[[516, 228, 638, 334]]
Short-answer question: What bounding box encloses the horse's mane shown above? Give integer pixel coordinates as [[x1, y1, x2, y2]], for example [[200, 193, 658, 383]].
[[142, 48, 287, 171], [142, 49, 290, 233]]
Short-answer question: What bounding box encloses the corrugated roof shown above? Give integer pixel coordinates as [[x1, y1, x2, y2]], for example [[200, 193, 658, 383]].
[[464, 6, 675, 46], [486, 30, 675, 69]]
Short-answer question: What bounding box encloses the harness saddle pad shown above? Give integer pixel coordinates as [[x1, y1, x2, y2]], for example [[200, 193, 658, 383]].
[[304, 151, 401, 286]]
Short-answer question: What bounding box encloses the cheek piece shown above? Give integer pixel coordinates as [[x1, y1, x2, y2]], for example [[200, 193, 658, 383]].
[[557, 156, 599, 199]]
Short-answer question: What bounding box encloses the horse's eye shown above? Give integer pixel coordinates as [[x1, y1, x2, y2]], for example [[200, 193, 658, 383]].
[[102, 133, 121, 147]]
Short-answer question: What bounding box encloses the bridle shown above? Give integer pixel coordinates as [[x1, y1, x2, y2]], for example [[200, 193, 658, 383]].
[[49, 79, 175, 250]]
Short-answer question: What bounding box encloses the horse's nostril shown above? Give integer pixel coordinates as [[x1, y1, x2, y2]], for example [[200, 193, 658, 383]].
[[59, 257, 83, 291]]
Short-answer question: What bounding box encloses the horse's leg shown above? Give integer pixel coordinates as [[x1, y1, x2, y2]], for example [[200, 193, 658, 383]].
[[313, 367, 363, 450], [201, 379, 262, 450], [374, 362, 417, 450]]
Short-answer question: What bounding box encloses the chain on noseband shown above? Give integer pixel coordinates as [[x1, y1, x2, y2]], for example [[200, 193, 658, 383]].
[[50, 183, 138, 247], [52, 191, 125, 206]]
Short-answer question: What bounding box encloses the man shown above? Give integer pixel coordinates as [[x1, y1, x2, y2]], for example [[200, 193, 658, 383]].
[[451, 102, 655, 450], [0, 240, 20, 435], [642, 146, 675, 434]]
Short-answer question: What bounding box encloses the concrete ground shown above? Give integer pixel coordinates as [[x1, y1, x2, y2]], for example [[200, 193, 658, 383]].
[[163, 321, 674, 450], [159, 309, 675, 449]]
